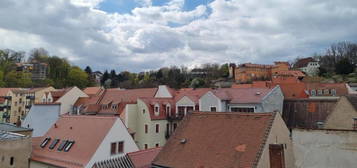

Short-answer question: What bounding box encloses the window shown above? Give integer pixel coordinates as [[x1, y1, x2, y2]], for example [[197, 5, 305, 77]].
[[311, 90, 316, 96], [145, 124, 148, 134], [353, 118, 357, 130], [177, 106, 185, 116], [64, 141, 75, 152], [324, 89, 329, 95], [144, 144, 148, 149], [187, 106, 194, 113], [210, 107, 217, 112], [331, 89, 337, 96], [154, 104, 160, 116], [173, 123, 177, 131], [40, 137, 51, 148], [142, 109, 145, 114], [231, 107, 254, 112], [156, 124, 159, 133], [155, 143, 159, 147], [112, 104, 118, 109], [49, 139, 60, 149], [10, 157, 14, 166], [118, 141, 124, 153], [57, 140, 68, 151], [166, 105, 171, 116], [111, 142, 117, 155], [317, 89, 322, 95]]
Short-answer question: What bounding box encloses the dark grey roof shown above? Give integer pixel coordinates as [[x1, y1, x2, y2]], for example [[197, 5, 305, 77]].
[[346, 95, 357, 111], [0, 122, 33, 132], [0, 131, 26, 140], [92, 155, 134, 168]]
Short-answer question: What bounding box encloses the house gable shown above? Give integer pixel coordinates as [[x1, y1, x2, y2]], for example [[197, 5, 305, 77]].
[[154, 85, 173, 98], [199, 91, 222, 112], [324, 96, 357, 130], [176, 96, 195, 107]]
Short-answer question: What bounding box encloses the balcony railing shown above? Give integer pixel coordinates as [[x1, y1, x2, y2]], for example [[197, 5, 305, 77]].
[[166, 114, 185, 121]]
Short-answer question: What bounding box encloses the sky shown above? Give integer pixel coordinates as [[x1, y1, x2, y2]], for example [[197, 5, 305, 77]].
[[0, 0, 357, 72]]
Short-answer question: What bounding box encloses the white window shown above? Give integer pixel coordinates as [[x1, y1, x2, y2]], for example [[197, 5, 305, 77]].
[[154, 104, 160, 116], [317, 90, 323, 95], [311, 90, 316, 96], [331, 89, 337, 96]]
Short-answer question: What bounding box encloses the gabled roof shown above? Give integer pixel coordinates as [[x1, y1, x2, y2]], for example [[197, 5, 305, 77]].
[[83, 87, 103, 97], [305, 83, 348, 96], [139, 98, 175, 120], [152, 112, 276, 168], [294, 57, 316, 68], [92, 155, 134, 168], [277, 83, 308, 99], [175, 88, 212, 104], [31, 116, 118, 168], [99, 88, 157, 105], [128, 147, 161, 168], [0, 88, 17, 96], [0, 131, 27, 140], [346, 95, 357, 111], [210, 88, 272, 104]]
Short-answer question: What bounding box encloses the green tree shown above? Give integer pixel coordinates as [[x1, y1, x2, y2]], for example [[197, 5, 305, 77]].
[[0, 49, 24, 75], [66, 66, 89, 89], [0, 71, 5, 87], [190, 78, 205, 88], [4, 71, 32, 87], [28, 48, 49, 63], [48, 56, 70, 88], [335, 58, 355, 75]]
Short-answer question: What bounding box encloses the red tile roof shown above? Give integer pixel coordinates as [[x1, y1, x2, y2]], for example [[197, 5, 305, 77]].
[[293, 57, 316, 68], [239, 63, 276, 69], [211, 88, 272, 103], [175, 88, 212, 103], [99, 88, 157, 105], [139, 98, 175, 120], [275, 83, 308, 99], [0, 88, 18, 96], [31, 115, 118, 168], [128, 147, 161, 168], [305, 83, 348, 96], [152, 112, 276, 168], [83, 87, 103, 96], [274, 70, 305, 77]]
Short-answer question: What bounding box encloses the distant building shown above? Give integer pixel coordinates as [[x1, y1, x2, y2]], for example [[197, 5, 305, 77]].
[[324, 95, 357, 130], [91, 71, 103, 86], [30, 115, 139, 168], [0, 122, 33, 136], [199, 86, 284, 114], [293, 57, 320, 76], [152, 112, 295, 168], [0, 88, 15, 123], [0, 131, 32, 168], [16, 62, 48, 80]]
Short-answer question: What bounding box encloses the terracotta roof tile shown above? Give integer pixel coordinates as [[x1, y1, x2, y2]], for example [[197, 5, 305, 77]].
[[83, 87, 103, 96], [175, 88, 212, 103], [305, 83, 348, 96], [293, 57, 316, 68], [211, 88, 272, 103], [31, 115, 118, 168], [128, 147, 161, 168], [152, 112, 276, 168]]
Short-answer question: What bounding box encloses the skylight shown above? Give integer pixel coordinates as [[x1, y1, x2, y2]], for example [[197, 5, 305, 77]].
[[40, 137, 51, 148], [49, 139, 60, 149], [64, 141, 75, 152], [57, 140, 69, 151]]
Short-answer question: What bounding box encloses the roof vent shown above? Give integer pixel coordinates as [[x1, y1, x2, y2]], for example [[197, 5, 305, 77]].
[[255, 92, 261, 95], [180, 138, 187, 144]]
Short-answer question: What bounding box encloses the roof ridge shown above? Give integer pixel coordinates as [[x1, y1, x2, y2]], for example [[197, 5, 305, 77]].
[[128, 147, 161, 155]]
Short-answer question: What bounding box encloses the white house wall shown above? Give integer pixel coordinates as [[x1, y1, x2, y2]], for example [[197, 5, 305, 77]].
[[86, 119, 139, 168], [199, 91, 223, 112], [154, 85, 172, 98], [292, 129, 357, 168], [56, 87, 88, 115]]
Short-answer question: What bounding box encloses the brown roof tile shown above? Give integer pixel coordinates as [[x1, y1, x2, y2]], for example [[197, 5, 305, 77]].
[[211, 88, 272, 103], [152, 112, 276, 168], [128, 147, 161, 168], [31, 115, 118, 168]]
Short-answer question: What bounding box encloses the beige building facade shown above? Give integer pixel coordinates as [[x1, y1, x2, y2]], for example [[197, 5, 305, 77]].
[[324, 96, 357, 130], [0, 132, 32, 168]]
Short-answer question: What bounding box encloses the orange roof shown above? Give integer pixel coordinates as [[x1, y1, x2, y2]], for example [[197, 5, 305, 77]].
[[274, 70, 305, 77], [31, 115, 118, 168], [128, 147, 161, 168], [211, 88, 272, 103], [100, 88, 157, 105], [305, 83, 348, 96], [83, 87, 103, 96], [0, 88, 18, 96], [152, 112, 276, 168], [139, 97, 175, 120], [239, 63, 276, 69], [174, 88, 212, 103], [275, 83, 308, 99]]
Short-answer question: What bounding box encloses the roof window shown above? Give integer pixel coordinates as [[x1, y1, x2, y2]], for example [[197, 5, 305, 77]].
[[40, 137, 51, 148], [57, 140, 69, 151], [49, 139, 60, 149], [64, 141, 75, 152]]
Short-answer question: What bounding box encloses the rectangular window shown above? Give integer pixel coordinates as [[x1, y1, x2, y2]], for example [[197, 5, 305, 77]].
[[155, 106, 159, 113], [40, 137, 51, 148], [317, 89, 323, 95], [178, 106, 185, 116], [64, 141, 75, 152], [111, 142, 117, 155], [57, 140, 68, 151], [155, 143, 159, 147], [144, 144, 148, 149], [353, 118, 357, 130], [156, 124, 159, 133], [173, 123, 177, 131], [231, 107, 254, 112], [145, 124, 148, 134], [187, 106, 194, 113], [210, 107, 217, 112], [49, 139, 60, 149], [118, 141, 124, 153]]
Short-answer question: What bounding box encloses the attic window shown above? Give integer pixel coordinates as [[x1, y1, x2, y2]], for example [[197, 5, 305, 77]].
[[49, 139, 60, 149], [353, 118, 357, 130], [324, 89, 329, 95], [40, 137, 51, 148], [311, 90, 316, 96], [112, 104, 118, 109], [57, 140, 69, 151], [154, 104, 160, 116], [64, 141, 75, 152], [331, 89, 336, 96], [317, 89, 322, 95]]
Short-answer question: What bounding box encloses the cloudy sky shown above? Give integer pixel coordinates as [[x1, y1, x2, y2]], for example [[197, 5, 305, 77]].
[[0, 0, 357, 72]]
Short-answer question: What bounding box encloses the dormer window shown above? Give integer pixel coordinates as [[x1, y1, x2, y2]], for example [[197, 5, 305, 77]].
[[166, 105, 171, 116], [112, 104, 118, 109], [324, 89, 329, 95], [331, 89, 336, 96], [317, 89, 323, 95], [311, 90, 316, 96], [154, 104, 160, 116]]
